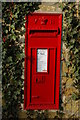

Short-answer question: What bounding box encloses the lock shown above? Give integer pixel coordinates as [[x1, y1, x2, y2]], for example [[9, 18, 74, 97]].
[[35, 76, 45, 84]]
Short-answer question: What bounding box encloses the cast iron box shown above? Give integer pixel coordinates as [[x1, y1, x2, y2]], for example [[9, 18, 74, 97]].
[[24, 13, 62, 110]]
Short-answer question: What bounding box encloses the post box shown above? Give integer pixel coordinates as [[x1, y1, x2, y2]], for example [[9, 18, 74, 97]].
[[24, 13, 62, 110]]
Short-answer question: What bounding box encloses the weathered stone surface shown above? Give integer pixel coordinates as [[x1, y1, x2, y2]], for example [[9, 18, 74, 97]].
[[35, 2, 62, 13], [47, 111, 57, 118], [18, 110, 27, 118]]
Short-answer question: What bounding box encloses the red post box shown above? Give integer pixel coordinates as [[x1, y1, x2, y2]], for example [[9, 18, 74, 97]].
[[24, 13, 62, 110]]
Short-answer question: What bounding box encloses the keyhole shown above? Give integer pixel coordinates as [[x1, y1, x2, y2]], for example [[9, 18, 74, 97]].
[[36, 79, 38, 83]]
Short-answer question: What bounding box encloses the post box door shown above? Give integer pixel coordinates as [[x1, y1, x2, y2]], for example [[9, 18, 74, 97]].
[[31, 48, 56, 104], [24, 13, 62, 110]]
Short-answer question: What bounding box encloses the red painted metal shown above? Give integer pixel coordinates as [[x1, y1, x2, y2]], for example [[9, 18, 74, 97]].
[[24, 13, 62, 110]]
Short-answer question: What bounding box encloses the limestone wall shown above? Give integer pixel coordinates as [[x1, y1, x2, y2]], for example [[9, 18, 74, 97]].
[[18, 2, 79, 119]]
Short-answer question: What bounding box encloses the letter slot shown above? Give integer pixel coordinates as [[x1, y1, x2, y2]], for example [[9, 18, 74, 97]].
[[29, 28, 60, 38]]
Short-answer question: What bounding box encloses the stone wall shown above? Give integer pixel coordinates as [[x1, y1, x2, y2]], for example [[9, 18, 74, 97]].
[[1, 2, 79, 119], [18, 2, 79, 119]]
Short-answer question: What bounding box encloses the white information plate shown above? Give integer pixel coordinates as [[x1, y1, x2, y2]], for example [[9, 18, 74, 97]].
[[37, 49, 48, 72]]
